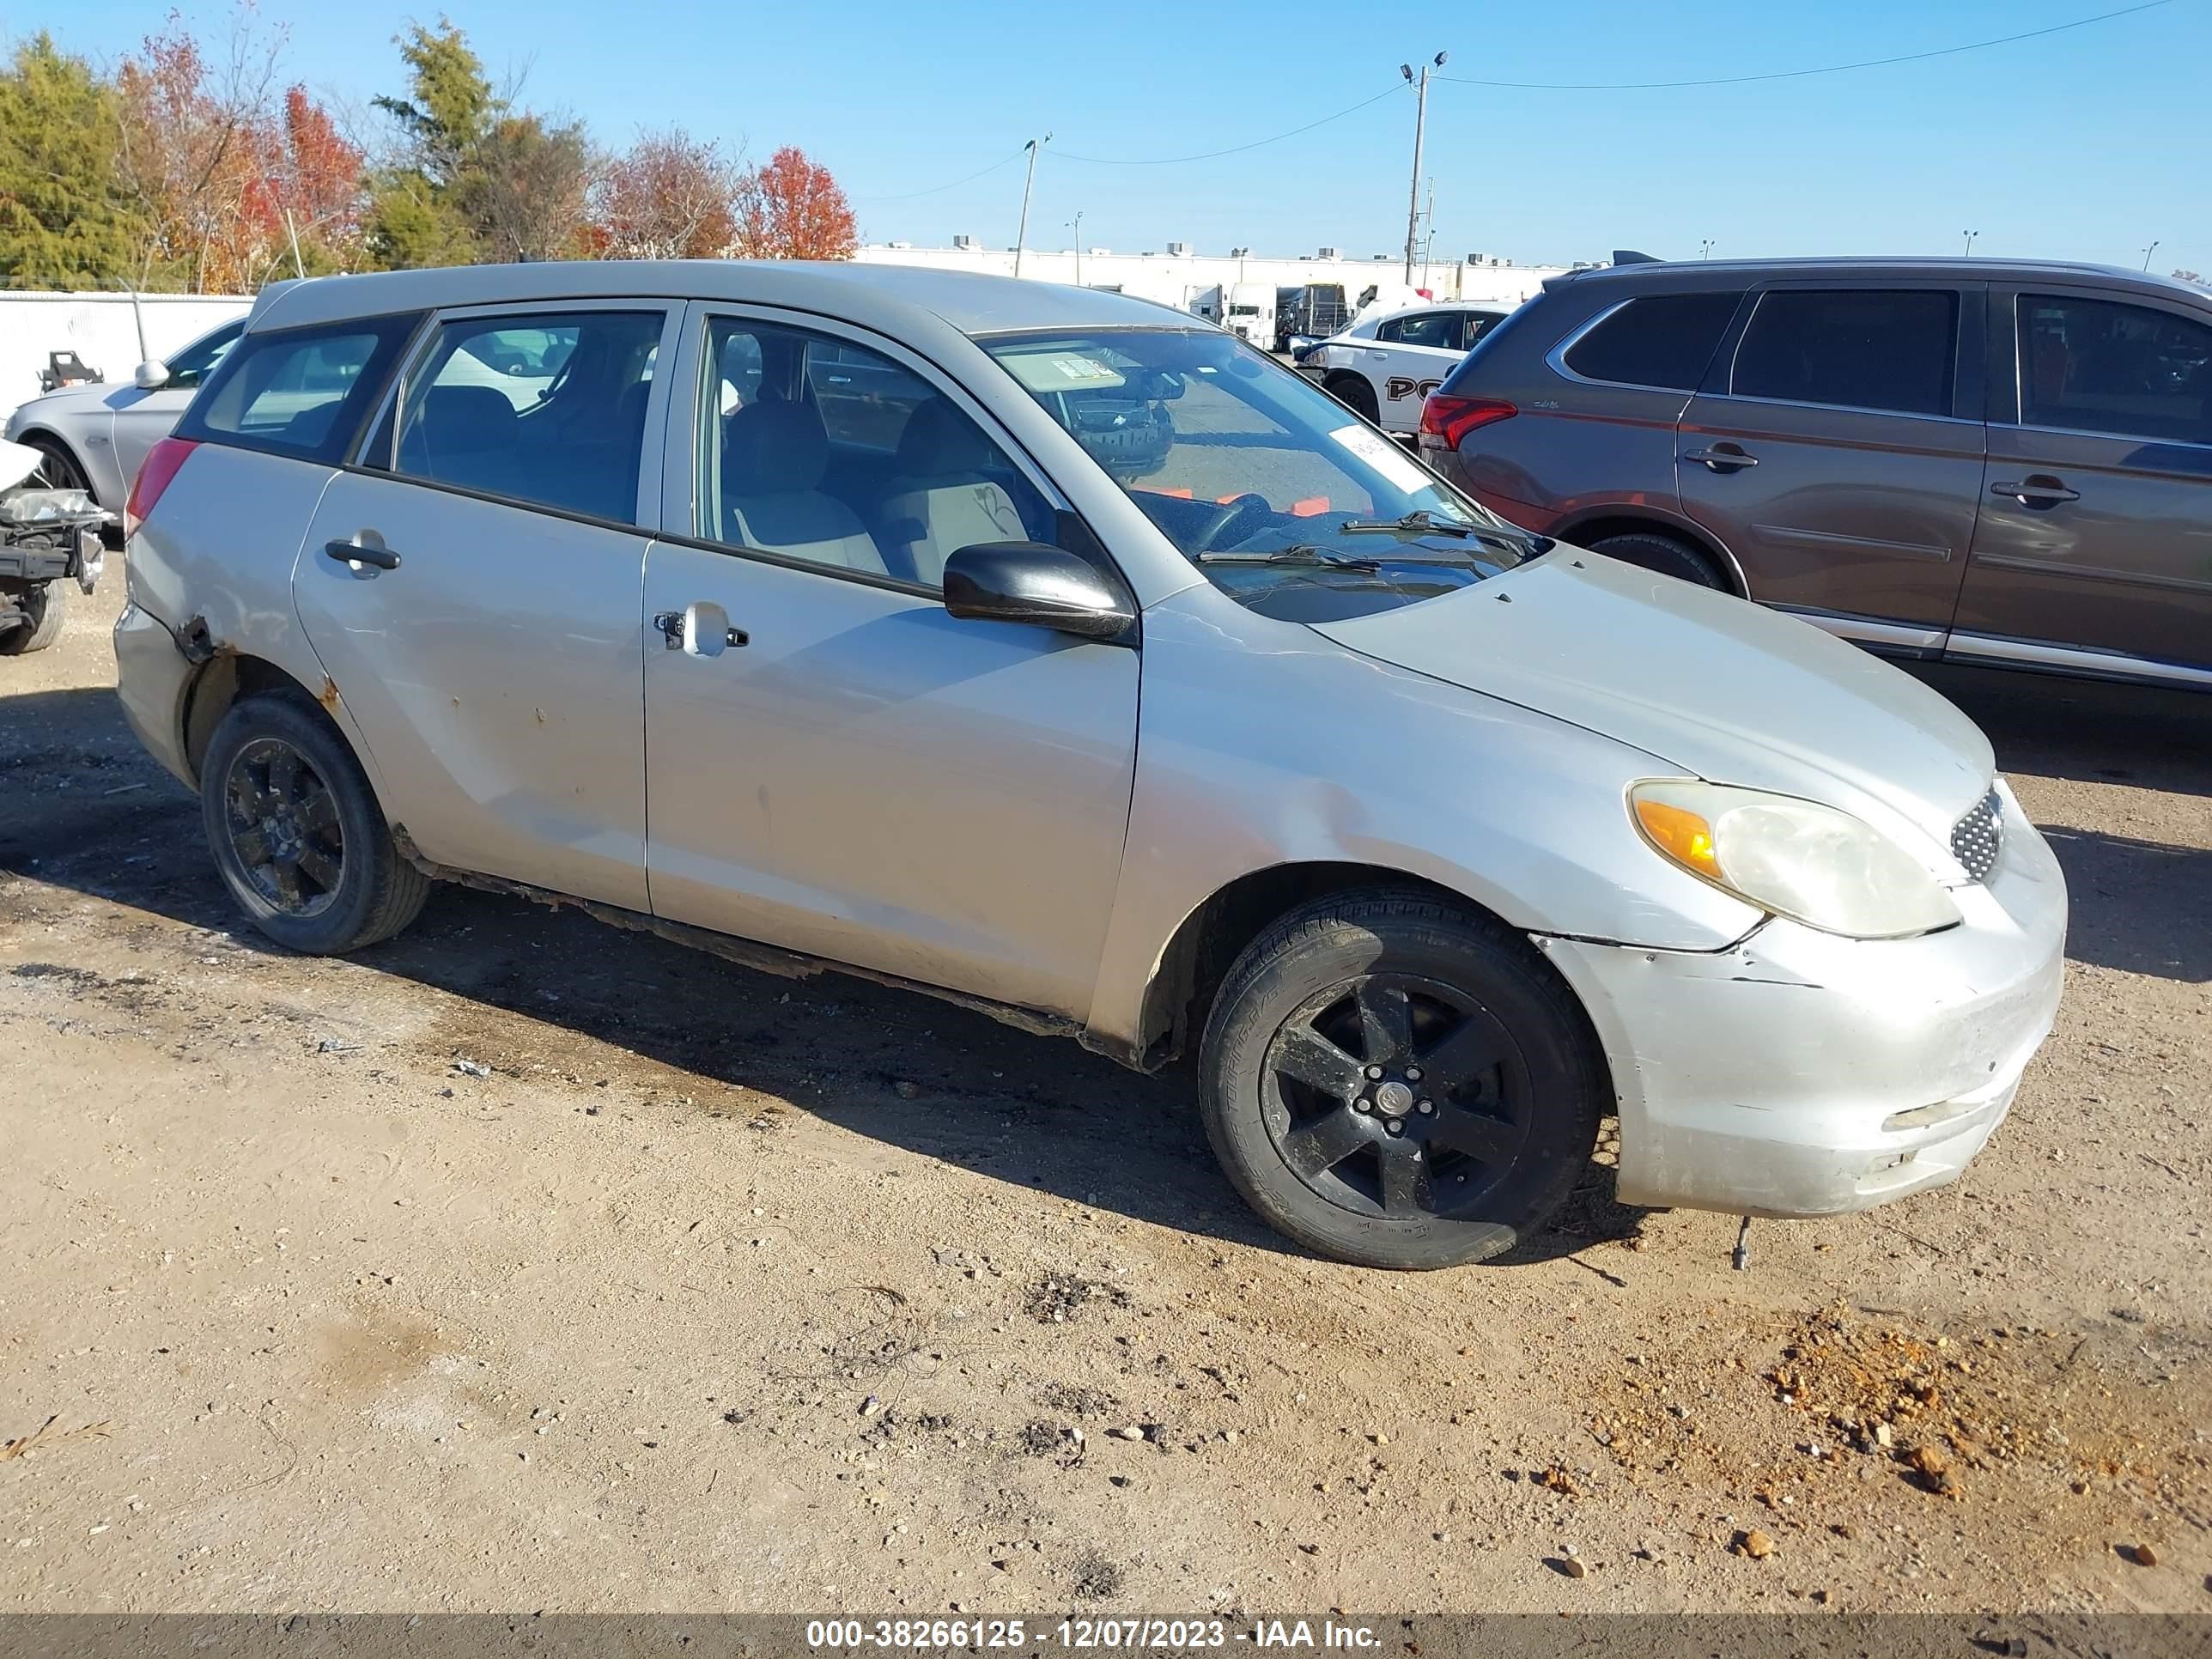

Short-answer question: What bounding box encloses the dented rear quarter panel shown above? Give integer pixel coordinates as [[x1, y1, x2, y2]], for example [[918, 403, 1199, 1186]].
[[120, 447, 365, 784]]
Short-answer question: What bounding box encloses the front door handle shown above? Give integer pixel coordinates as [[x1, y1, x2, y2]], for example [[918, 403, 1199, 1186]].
[[1684, 444, 1759, 472], [323, 534, 400, 571], [654, 605, 748, 654], [1991, 477, 2080, 507]]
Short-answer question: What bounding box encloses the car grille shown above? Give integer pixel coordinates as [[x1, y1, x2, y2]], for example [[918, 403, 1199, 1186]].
[[1949, 788, 2005, 882]]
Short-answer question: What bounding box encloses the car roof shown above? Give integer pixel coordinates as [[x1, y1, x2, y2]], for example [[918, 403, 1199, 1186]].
[[1552, 255, 2207, 303], [249, 260, 1193, 339]]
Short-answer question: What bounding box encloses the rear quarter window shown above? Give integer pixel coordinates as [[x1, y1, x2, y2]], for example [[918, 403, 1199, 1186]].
[[1560, 292, 1745, 390], [177, 312, 422, 464]]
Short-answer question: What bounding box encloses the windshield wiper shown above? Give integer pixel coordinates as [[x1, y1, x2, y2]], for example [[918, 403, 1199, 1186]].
[[1195, 547, 1383, 571], [1338, 509, 1482, 538], [1194, 544, 1486, 571]]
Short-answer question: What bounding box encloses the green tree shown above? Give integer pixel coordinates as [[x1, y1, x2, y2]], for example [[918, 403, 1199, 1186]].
[[363, 16, 489, 268], [0, 34, 144, 289]]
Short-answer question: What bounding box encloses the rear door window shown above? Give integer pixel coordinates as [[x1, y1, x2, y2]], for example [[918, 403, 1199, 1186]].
[[1561, 292, 1743, 390], [1731, 289, 1958, 417], [178, 313, 420, 462], [383, 310, 665, 525], [2015, 293, 2212, 445], [1376, 311, 1459, 349]]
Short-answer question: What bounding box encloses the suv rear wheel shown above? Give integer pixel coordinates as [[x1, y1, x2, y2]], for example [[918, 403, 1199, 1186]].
[[201, 691, 431, 954], [1199, 890, 1605, 1269], [1587, 530, 1729, 590]]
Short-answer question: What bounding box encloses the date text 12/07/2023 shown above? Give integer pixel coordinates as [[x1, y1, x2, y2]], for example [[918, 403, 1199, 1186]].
[[802, 1617, 1383, 1650]]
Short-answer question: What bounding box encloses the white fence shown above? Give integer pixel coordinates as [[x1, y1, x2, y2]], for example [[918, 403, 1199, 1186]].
[[1, 291, 252, 421]]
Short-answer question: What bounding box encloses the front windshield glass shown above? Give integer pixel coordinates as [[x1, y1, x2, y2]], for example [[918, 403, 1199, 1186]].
[[981, 327, 1548, 621]]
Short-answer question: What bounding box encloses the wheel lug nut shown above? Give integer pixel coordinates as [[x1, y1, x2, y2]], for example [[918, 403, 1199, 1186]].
[[1364, 1065, 1385, 1081], [1385, 1118, 1404, 1135], [1353, 1100, 1371, 1114], [1416, 1099, 1434, 1115], [1405, 1066, 1423, 1082]]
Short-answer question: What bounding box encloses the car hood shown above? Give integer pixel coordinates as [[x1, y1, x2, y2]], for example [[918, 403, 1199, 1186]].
[[4, 383, 120, 431], [1310, 550, 1996, 863]]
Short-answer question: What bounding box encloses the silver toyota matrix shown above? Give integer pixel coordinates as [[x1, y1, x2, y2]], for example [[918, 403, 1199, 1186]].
[[112, 263, 2067, 1269]]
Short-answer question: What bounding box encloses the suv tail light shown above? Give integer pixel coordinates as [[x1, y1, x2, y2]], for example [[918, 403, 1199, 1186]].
[[125, 436, 198, 540], [1419, 394, 1516, 450]]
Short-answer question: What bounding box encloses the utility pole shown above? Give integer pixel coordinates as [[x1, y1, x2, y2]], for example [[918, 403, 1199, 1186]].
[[2142, 239, 2160, 271], [1070, 211, 1084, 286], [1014, 133, 1051, 279], [1962, 229, 1978, 257], [1401, 53, 1444, 285], [1421, 175, 1436, 289]]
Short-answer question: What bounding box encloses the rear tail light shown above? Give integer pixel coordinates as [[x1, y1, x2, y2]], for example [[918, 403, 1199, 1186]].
[[1419, 394, 1516, 450], [125, 436, 198, 540]]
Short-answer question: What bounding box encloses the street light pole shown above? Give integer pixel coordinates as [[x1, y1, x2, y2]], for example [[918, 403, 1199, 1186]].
[[1401, 53, 1444, 285], [1014, 133, 1051, 279], [1698, 238, 1714, 260], [1963, 229, 1978, 257], [2142, 239, 2160, 271], [1070, 211, 1084, 286]]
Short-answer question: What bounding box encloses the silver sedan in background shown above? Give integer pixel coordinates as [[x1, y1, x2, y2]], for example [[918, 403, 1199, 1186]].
[[110, 263, 2066, 1269]]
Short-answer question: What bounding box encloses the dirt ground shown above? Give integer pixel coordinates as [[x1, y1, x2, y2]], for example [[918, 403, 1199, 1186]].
[[1, 574, 2207, 1618]]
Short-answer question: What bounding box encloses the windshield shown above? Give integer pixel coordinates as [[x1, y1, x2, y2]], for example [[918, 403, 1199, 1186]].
[[981, 328, 1547, 620]]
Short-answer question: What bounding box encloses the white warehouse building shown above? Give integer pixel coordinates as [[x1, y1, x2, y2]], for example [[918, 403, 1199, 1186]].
[[854, 240, 1571, 312]]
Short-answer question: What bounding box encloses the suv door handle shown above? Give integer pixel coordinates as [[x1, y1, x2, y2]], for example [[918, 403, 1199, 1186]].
[[323, 536, 400, 571], [1684, 445, 1759, 472], [1991, 477, 2080, 507]]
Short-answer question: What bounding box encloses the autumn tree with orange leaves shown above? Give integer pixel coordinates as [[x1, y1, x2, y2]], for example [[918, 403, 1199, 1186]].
[[736, 146, 856, 261], [592, 128, 741, 260]]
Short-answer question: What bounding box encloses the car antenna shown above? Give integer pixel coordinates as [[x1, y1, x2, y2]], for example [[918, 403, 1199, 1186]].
[[1731, 1215, 1753, 1271]]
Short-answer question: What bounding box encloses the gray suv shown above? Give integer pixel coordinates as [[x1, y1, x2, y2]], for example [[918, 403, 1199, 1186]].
[[1420, 258, 2212, 691]]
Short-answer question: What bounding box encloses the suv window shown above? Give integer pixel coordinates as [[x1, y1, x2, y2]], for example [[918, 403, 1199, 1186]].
[[387, 310, 663, 525], [176, 313, 420, 463], [1376, 311, 1459, 350], [700, 317, 1053, 587], [1732, 289, 1957, 417], [1561, 292, 1742, 390], [163, 319, 244, 391], [2017, 293, 2212, 446]]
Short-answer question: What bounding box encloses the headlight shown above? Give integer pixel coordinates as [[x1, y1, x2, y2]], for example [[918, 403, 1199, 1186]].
[[1629, 781, 1960, 939]]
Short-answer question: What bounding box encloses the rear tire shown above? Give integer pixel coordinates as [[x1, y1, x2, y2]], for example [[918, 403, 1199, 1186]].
[[0, 582, 65, 654], [1324, 373, 1380, 423], [1199, 890, 1606, 1270], [200, 690, 431, 954], [1587, 530, 1729, 591]]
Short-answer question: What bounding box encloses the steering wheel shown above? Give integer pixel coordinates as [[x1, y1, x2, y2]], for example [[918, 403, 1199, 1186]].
[[1191, 493, 1273, 553]]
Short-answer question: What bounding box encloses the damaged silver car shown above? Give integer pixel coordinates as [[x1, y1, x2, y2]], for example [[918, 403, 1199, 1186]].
[[112, 262, 2066, 1268]]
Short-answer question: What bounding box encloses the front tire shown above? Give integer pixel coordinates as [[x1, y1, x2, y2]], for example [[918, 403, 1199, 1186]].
[[1199, 891, 1605, 1269], [200, 691, 431, 954], [0, 582, 65, 654]]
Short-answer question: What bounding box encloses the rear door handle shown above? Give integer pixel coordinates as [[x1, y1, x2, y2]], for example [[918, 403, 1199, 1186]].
[[654, 605, 748, 654], [323, 535, 399, 571], [1991, 477, 2080, 507], [1684, 445, 1759, 472]]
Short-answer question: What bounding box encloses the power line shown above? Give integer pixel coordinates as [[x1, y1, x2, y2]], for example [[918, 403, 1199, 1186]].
[[1052, 83, 1404, 166], [854, 149, 1027, 203], [1433, 0, 2172, 91]]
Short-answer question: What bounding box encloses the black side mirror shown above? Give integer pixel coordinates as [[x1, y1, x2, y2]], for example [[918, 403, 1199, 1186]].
[[941, 542, 1135, 641]]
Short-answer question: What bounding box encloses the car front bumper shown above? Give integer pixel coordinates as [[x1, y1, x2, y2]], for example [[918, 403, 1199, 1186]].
[[1539, 783, 2067, 1218], [114, 598, 198, 788]]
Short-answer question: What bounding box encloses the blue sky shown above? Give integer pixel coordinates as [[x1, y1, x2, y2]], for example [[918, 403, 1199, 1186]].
[[21, 0, 2209, 276]]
